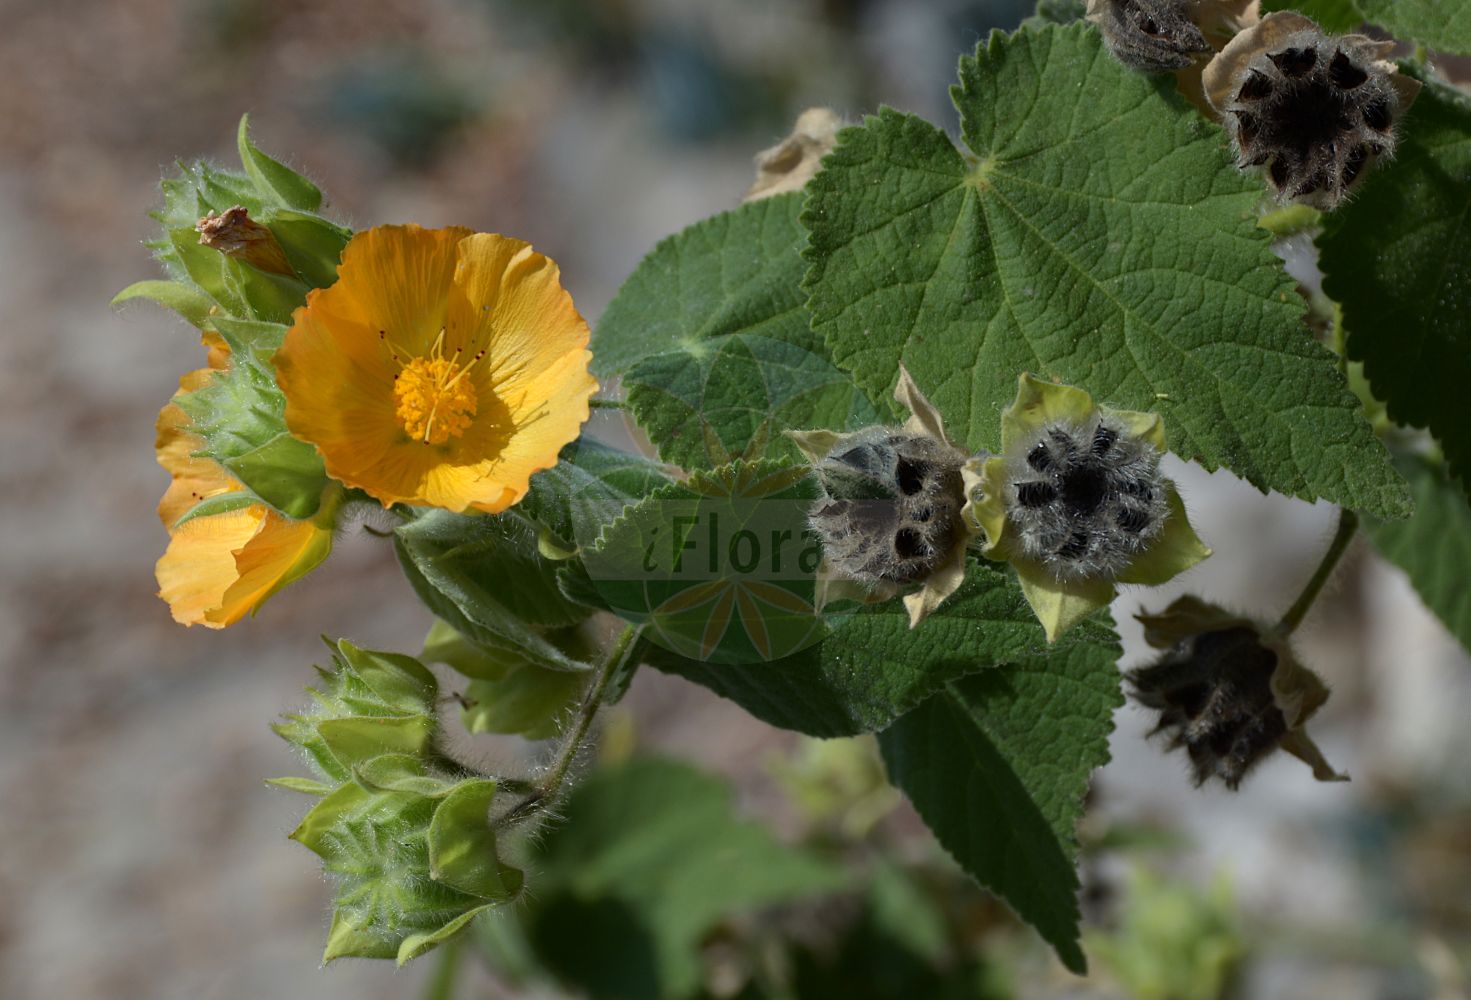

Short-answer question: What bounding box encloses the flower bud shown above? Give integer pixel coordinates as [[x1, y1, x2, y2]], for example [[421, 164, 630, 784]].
[[1129, 596, 1348, 788], [1203, 11, 1422, 208], [197, 205, 296, 276]]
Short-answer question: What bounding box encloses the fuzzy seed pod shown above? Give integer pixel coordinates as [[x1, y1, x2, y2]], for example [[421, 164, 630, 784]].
[[808, 428, 967, 586], [966, 374, 1210, 643], [1003, 415, 1171, 582], [788, 367, 978, 628], [1131, 596, 1347, 788], [1203, 12, 1422, 208], [1087, 0, 1212, 73]]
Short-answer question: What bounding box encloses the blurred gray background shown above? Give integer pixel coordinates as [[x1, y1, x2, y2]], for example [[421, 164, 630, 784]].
[[2, 0, 1469, 997]]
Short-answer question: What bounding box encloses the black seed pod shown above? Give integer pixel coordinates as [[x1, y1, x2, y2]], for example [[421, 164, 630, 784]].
[[1203, 12, 1421, 208], [1087, 0, 1212, 73], [1003, 416, 1169, 581], [1129, 627, 1288, 788], [808, 429, 968, 586], [1131, 596, 1347, 788]]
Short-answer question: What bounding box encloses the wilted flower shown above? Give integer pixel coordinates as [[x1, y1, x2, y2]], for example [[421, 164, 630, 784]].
[[745, 107, 845, 202], [274, 225, 598, 513], [788, 368, 974, 627], [1203, 11, 1421, 207], [1130, 595, 1348, 787], [155, 343, 337, 627], [196, 205, 294, 276], [966, 374, 1210, 642]]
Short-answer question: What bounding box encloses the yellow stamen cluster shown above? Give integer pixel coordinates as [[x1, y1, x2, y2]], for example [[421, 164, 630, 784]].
[[385, 330, 483, 445]]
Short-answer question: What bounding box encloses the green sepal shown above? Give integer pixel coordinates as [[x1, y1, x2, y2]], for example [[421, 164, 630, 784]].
[[428, 779, 524, 900], [173, 317, 329, 519], [238, 114, 323, 212], [169, 490, 258, 528], [460, 669, 588, 740], [111, 279, 216, 328], [273, 640, 439, 785], [265, 775, 334, 796], [265, 208, 351, 289]]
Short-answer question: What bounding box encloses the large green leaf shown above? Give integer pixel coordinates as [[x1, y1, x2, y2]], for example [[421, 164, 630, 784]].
[[518, 438, 674, 552], [595, 193, 886, 469], [1364, 453, 1471, 656], [525, 758, 845, 999], [1320, 70, 1471, 498], [803, 25, 1409, 519], [626, 327, 884, 469], [650, 554, 1119, 738], [879, 629, 1124, 974], [1358, 1, 1471, 55], [592, 193, 815, 379]]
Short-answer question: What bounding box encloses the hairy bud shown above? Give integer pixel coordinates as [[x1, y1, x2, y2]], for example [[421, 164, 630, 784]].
[[1203, 11, 1422, 207], [1130, 596, 1347, 788]]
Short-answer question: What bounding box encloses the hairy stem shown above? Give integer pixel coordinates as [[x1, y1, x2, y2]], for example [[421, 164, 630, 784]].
[[1277, 508, 1359, 635], [588, 398, 626, 410], [495, 624, 641, 828]]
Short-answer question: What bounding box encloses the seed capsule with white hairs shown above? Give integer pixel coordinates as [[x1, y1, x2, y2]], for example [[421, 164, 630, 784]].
[[1087, 0, 1212, 73], [1203, 11, 1422, 208], [788, 368, 978, 628], [966, 374, 1210, 643], [808, 429, 967, 586], [1003, 415, 1171, 582], [1130, 596, 1347, 788]]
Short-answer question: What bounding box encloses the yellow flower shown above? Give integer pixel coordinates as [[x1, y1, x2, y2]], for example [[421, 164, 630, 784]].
[[155, 345, 336, 628], [273, 225, 597, 513]]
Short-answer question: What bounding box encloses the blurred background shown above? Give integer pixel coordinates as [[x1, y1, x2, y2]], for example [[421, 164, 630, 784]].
[[2, 0, 1470, 997]]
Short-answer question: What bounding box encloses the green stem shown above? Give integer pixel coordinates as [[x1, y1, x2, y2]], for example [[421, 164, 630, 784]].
[[589, 398, 625, 410], [423, 935, 462, 1000], [1277, 508, 1359, 635], [495, 625, 641, 828]]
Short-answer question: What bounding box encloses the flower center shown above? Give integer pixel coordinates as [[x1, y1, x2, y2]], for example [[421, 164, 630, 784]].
[[384, 329, 486, 445]]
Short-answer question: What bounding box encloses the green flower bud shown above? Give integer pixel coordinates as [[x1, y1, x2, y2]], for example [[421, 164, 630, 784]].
[[1129, 595, 1348, 788]]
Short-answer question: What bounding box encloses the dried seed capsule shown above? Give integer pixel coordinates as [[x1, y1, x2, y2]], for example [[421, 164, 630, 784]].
[[1202, 11, 1422, 208], [788, 367, 981, 628], [808, 428, 968, 586], [1087, 0, 1212, 73], [1130, 596, 1348, 788], [966, 374, 1210, 643], [1003, 413, 1170, 582]]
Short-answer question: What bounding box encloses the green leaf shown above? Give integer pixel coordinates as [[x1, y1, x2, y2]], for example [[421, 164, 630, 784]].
[[1358, 1, 1471, 55], [592, 193, 817, 379], [518, 438, 674, 552], [1320, 70, 1471, 498], [878, 628, 1124, 974], [599, 192, 884, 469], [395, 517, 594, 673], [802, 25, 1410, 519], [626, 327, 884, 469], [582, 461, 827, 667], [1364, 453, 1471, 656], [111, 279, 217, 328], [1259, 0, 1364, 33], [651, 556, 1119, 739], [238, 114, 324, 212], [263, 207, 351, 289], [526, 758, 845, 999], [1023, 0, 1086, 28], [174, 327, 330, 518]]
